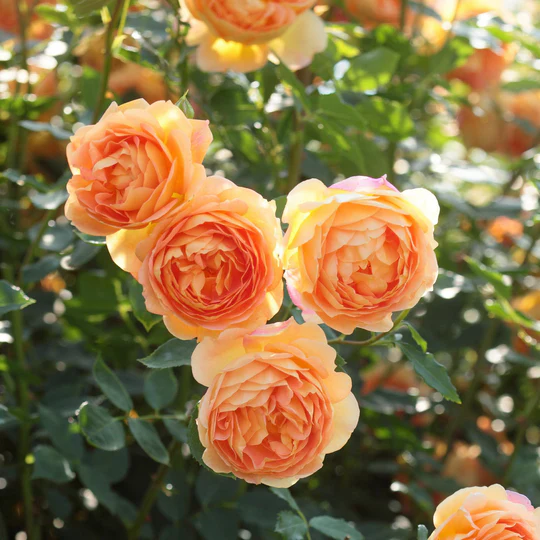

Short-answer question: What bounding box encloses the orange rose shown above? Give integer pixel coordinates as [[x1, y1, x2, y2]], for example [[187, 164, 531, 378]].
[[282, 176, 439, 334], [430, 485, 540, 539], [192, 319, 360, 486], [0, 0, 54, 40], [115, 175, 283, 340], [487, 216, 524, 246], [65, 99, 212, 268], [458, 91, 540, 157], [184, 0, 327, 72], [345, 0, 406, 28]]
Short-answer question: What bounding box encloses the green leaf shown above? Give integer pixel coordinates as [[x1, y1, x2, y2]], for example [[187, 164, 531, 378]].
[[0, 405, 19, 430], [195, 468, 238, 507], [78, 402, 125, 451], [486, 298, 540, 332], [88, 447, 130, 484], [502, 79, 540, 93], [62, 241, 102, 269], [355, 97, 414, 142], [398, 343, 460, 403], [144, 369, 178, 411], [29, 188, 68, 210], [1, 169, 48, 192], [93, 358, 133, 412], [32, 445, 76, 483], [276, 63, 310, 112], [163, 418, 188, 443], [275, 511, 307, 540], [408, 1, 442, 20], [343, 48, 400, 92], [270, 488, 301, 514], [138, 339, 195, 368], [129, 280, 161, 332], [0, 280, 35, 316], [30, 221, 74, 253], [402, 322, 428, 353], [187, 406, 206, 468], [73, 230, 107, 245], [69, 0, 112, 17], [309, 516, 363, 540], [465, 256, 511, 300], [39, 404, 84, 462], [22, 255, 60, 285], [417, 525, 429, 540], [128, 418, 169, 465]]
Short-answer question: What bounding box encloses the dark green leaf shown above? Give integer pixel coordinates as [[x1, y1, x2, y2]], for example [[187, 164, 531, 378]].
[[138, 339, 195, 368], [144, 369, 178, 411], [274, 195, 287, 221], [343, 48, 400, 92], [187, 406, 206, 468], [309, 516, 363, 540], [93, 357, 133, 412], [195, 468, 238, 507], [20, 120, 72, 140], [39, 404, 84, 462], [402, 322, 428, 353], [0, 280, 35, 316], [270, 488, 301, 514], [73, 230, 107, 245], [465, 256, 511, 299], [275, 511, 307, 540], [78, 402, 125, 451], [0, 405, 19, 430], [32, 445, 75, 483], [22, 255, 60, 285], [129, 279, 161, 332], [62, 241, 102, 269], [29, 189, 68, 210], [163, 418, 187, 443], [398, 343, 460, 403], [128, 418, 169, 465]]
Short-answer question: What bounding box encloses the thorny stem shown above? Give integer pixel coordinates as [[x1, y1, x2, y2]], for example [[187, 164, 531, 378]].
[[328, 309, 411, 347]]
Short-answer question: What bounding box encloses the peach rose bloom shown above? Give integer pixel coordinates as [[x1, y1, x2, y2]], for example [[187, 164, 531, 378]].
[[282, 176, 439, 334], [487, 216, 524, 246], [65, 99, 212, 268], [117, 175, 283, 340], [192, 319, 360, 486], [430, 485, 540, 539], [184, 0, 327, 72]]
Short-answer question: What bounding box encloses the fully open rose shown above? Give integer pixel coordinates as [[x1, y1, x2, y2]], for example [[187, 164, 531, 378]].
[[65, 99, 212, 260], [115, 175, 283, 340], [430, 485, 540, 539], [282, 175, 439, 334], [184, 0, 327, 72], [192, 319, 360, 486]]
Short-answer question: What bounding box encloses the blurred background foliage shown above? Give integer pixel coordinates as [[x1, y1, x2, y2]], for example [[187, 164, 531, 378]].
[[0, 0, 539, 539]]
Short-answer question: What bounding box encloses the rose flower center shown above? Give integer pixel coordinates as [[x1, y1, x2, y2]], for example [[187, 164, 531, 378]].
[[209, 355, 333, 474]]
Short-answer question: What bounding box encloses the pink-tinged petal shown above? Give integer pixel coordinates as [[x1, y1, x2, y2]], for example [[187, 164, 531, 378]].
[[189, 119, 213, 163], [325, 392, 360, 453], [332, 175, 398, 193], [106, 226, 152, 276], [401, 188, 440, 225], [506, 490, 535, 512], [286, 279, 317, 317], [195, 32, 269, 73], [268, 10, 328, 71]]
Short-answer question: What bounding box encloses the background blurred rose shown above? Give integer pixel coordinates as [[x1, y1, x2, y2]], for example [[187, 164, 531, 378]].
[[184, 0, 327, 72], [192, 319, 360, 486], [0, 0, 54, 40]]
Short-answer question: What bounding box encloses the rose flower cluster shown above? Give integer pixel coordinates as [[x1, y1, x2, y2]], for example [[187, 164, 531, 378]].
[[64, 97, 441, 486]]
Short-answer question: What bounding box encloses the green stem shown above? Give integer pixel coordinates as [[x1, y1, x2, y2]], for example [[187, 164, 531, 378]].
[[287, 107, 304, 191], [502, 384, 540, 485], [399, 0, 408, 32], [442, 320, 499, 461], [127, 441, 181, 540], [329, 309, 411, 347], [92, 0, 130, 123], [4, 267, 35, 538]]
